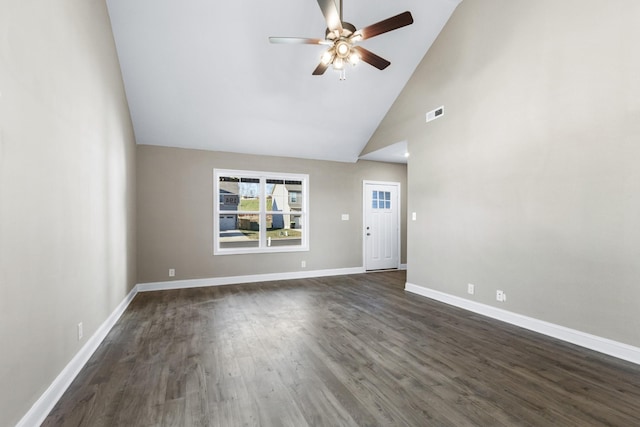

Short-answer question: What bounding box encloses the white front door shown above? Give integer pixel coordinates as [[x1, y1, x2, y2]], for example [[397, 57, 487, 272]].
[[364, 182, 399, 271]]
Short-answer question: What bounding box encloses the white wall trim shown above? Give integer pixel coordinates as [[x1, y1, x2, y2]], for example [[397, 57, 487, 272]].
[[16, 286, 139, 427], [405, 282, 640, 366], [399, 263, 408, 270], [138, 266, 366, 292]]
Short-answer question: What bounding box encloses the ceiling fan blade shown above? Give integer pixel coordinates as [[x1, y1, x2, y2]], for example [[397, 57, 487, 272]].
[[356, 11, 414, 40], [353, 46, 390, 70], [312, 62, 329, 75], [316, 0, 343, 33], [269, 37, 330, 45]]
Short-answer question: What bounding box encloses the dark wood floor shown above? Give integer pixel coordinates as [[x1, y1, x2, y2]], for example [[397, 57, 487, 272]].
[[44, 271, 640, 426]]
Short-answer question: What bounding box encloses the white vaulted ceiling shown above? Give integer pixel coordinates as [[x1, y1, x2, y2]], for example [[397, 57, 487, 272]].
[[106, 0, 461, 163]]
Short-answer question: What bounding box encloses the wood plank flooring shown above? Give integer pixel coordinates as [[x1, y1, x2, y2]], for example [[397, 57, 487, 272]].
[[43, 271, 640, 426]]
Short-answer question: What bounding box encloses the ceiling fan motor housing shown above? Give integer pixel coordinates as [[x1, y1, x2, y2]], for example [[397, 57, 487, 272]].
[[325, 22, 357, 40]]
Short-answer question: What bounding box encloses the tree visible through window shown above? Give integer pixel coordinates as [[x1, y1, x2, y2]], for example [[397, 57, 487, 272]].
[[214, 169, 309, 254]]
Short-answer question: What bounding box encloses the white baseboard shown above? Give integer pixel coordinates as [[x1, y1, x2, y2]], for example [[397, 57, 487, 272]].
[[405, 282, 640, 366], [137, 266, 366, 292], [16, 286, 139, 427]]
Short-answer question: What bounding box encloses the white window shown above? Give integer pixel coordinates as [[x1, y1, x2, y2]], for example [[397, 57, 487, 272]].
[[214, 169, 309, 255]]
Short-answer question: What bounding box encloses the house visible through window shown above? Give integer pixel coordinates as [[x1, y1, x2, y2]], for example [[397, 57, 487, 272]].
[[214, 169, 309, 254]]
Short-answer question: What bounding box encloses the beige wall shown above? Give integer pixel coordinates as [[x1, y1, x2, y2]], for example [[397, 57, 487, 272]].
[[0, 1, 137, 425], [137, 145, 406, 283], [366, 0, 640, 347]]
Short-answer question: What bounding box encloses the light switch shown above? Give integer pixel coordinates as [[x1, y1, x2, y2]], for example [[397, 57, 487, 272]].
[[341, 214, 349, 221], [412, 212, 417, 221]]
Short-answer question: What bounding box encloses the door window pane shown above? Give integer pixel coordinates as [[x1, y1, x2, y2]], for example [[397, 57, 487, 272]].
[[372, 190, 392, 210]]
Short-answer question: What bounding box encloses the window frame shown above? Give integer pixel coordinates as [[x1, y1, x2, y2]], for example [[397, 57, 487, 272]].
[[213, 169, 309, 255]]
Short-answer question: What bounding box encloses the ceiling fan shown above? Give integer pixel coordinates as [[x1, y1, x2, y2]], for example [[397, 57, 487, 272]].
[[269, 0, 414, 79]]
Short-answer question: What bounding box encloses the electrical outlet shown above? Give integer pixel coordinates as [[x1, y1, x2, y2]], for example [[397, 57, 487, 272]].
[[169, 268, 175, 277], [496, 290, 504, 302], [301, 260, 306, 268], [77, 322, 83, 341], [467, 283, 475, 295]]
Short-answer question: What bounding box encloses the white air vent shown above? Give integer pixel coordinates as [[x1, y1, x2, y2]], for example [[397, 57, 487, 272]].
[[426, 106, 444, 123]]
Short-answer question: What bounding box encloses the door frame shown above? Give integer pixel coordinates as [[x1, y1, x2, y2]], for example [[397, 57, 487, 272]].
[[362, 180, 401, 271]]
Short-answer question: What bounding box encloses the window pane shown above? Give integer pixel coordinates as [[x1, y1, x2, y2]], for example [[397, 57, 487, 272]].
[[218, 177, 240, 210], [372, 200, 378, 209], [269, 184, 285, 213], [219, 214, 259, 249], [385, 201, 391, 209], [268, 181, 303, 212], [268, 214, 303, 247], [287, 182, 303, 209], [219, 176, 261, 211]]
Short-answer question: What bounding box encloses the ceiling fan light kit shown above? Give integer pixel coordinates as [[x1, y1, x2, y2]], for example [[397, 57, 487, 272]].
[[269, 0, 414, 79]]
